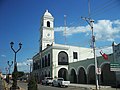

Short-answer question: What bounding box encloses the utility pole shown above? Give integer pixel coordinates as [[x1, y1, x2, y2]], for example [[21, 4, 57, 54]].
[[27, 63, 32, 75], [81, 0, 99, 90], [81, 17, 99, 90], [27, 58, 33, 75]]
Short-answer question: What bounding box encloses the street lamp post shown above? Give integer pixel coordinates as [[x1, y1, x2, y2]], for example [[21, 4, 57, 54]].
[[27, 63, 32, 75], [7, 61, 13, 84], [10, 42, 22, 90], [27, 58, 33, 76], [27, 61, 33, 83], [5, 67, 8, 77]]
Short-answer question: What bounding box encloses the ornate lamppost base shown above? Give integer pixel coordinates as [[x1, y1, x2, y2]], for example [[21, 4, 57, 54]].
[[10, 86, 20, 90]]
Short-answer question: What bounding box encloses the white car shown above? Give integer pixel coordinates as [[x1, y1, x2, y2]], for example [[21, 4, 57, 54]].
[[52, 78, 70, 87], [42, 77, 53, 85]]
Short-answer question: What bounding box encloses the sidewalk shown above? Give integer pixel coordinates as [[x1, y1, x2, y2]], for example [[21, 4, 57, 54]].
[[0, 79, 9, 90], [0, 79, 4, 90], [69, 83, 111, 90], [1, 80, 25, 90], [7, 83, 25, 90]]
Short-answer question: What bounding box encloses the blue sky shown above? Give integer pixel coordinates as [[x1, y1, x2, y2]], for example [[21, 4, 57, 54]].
[[0, 0, 120, 74]]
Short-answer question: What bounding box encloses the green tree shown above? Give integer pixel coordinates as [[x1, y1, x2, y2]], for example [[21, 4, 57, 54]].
[[28, 75, 38, 90], [17, 71, 25, 78]]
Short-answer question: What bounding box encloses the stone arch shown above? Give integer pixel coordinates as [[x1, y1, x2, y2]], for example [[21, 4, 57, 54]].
[[77, 67, 87, 84], [101, 63, 116, 86], [69, 68, 77, 83], [99, 62, 110, 68], [58, 51, 68, 65], [87, 65, 95, 84], [69, 67, 76, 74], [87, 64, 94, 74], [58, 68, 68, 80], [45, 55, 47, 67], [48, 53, 50, 66], [77, 66, 86, 74]]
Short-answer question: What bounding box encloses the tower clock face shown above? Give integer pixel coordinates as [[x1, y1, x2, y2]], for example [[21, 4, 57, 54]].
[[46, 33, 50, 37]]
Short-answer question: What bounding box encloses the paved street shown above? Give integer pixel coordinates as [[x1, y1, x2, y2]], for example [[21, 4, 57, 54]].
[[18, 82, 87, 90], [17, 81, 27, 90], [38, 85, 86, 90], [17, 81, 120, 90]]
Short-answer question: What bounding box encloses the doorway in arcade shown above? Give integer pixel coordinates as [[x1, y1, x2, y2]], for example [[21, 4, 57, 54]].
[[58, 68, 68, 81]]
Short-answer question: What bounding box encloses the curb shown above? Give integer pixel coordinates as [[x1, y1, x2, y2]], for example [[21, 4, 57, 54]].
[[68, 84, 92, 90]]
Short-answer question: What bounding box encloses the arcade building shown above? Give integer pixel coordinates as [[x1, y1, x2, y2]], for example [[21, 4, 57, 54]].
[[32, 10, 120, 86]]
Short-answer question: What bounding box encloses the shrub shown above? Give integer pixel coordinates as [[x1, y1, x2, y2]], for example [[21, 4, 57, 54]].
[[28, 75, 38, 90]]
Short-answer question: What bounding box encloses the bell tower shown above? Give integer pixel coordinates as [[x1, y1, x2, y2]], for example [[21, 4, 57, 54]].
[[40, 10, 54, 51]]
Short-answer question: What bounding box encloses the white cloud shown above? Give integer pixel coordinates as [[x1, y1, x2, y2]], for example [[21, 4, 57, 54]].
[[17, 59, 33, 72], [26, 59, 33, 63], [96, 46, 113, 56], [113, 20, 120, 25], [94, 20, 120, 41], [17, 59, 32, 67], [55, 26, 90, 36], [54, 19, 120, 41], [1, 55, 6, 57], [17, 62, 27, 66]]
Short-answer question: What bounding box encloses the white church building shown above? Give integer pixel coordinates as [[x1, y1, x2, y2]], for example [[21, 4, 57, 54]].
[[32, 10, 94, 82], [32, 10, 120, 87]]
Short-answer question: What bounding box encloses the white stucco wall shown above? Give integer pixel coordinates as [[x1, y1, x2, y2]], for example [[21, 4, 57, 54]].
[[51, 43, 94, 78], [52, 43, 94, 63]]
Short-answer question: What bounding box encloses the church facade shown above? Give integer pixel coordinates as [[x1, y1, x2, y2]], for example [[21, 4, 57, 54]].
[[32, 10, 94, 81], [32, 10, 119, 86]]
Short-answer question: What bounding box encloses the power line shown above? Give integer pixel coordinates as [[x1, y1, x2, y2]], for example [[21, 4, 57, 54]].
[[91, 0, 114, 14], [91, 0, 118, 18]]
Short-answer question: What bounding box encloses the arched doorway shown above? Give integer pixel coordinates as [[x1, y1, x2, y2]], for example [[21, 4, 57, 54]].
[[58, 68, 68, 80], [88, 65, 95, 84], [48, 71, 50, 77], [101, 63, 116, 86], [41, 72, 44, 80], [45, 71, 47, 77], [70, 69, 77, 83], [78, 67, 87, 84]]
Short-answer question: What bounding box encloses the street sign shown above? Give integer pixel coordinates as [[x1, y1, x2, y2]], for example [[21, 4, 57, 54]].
[[110, 63, 120, 71], [96, 68, 101, 74]]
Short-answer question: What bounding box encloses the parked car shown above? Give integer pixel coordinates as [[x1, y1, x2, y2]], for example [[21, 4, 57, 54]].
[[52, 78, 70, 87], [42, 77, 53, 85]]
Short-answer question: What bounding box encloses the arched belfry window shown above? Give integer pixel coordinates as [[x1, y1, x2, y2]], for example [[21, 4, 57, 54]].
[[47, 21, 50, 27], [58, 51, 68, 65]]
